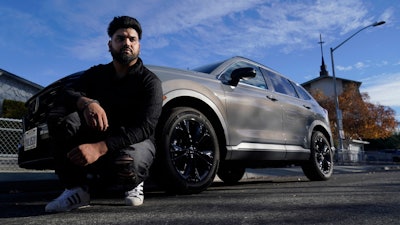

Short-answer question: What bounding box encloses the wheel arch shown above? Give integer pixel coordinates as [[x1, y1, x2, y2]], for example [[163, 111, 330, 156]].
[[159, 91, 228, 159], [309, 122, 334, 151]]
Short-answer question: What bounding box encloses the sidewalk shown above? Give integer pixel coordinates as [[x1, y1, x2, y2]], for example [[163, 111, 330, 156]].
[[1, 164, 400, 193], [244, 163, 400, 180]]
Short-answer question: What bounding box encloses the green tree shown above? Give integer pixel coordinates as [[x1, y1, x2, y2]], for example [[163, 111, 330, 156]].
[[366, 132, 400, 150]]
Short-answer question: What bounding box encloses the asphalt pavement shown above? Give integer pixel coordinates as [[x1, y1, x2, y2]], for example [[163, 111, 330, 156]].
[[1, 163, 400, 194]]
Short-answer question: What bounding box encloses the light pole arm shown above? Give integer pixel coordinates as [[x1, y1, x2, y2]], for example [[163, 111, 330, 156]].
[[332, 21, 385, 52]]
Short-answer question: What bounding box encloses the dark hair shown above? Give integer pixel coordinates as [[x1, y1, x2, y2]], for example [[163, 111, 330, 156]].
[[107, 16, 142, 39]]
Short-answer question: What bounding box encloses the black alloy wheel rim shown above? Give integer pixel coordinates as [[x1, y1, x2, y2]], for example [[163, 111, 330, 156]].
[[169, 117, 215, 184], [314, 134, 332, 175]]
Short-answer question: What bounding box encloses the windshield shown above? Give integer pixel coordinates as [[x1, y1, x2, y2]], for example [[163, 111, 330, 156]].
[[192, 60, 224, 74]]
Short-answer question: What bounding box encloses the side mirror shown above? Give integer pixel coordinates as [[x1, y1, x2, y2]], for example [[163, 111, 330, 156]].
[[229, 67, 256, 86]]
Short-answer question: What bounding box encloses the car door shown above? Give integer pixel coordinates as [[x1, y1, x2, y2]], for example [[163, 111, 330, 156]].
[[220, 62, 285, 160], [261, 68, 312, 160]]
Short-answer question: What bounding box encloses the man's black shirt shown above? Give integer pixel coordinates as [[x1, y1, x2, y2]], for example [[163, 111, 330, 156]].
[[64, 58, 163, 152]]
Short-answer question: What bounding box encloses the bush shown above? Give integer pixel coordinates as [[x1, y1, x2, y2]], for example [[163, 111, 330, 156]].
[[2, 99, 27, 119]]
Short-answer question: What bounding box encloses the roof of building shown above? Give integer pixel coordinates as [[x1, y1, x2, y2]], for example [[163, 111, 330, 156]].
[[0, 68, 43, 90], [301, 74, 362, 87]]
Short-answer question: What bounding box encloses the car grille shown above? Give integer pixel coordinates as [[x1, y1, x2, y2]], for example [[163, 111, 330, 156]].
[[24, 89, 60, 130], [23, 74, 80, 131]]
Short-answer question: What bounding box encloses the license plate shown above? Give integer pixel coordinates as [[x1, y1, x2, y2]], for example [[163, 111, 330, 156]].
[[24, 127, 38, 151]]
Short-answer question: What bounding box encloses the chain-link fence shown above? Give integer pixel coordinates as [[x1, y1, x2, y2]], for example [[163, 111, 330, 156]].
[[0, 118, 23, 171]]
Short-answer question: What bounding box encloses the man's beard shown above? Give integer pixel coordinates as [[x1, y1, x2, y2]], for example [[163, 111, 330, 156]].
[[110, 47, 138, 65]]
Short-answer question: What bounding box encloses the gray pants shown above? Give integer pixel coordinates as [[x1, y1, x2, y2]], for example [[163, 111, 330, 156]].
[[48, 109, 155, 190]]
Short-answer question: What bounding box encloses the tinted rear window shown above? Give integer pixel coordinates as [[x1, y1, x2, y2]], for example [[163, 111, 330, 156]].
[[267, 71, 298, 97]]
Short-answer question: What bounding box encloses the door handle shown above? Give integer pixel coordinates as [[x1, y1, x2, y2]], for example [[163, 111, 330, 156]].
[[266, 95, 278, 102], [303, 105, 311, 109]]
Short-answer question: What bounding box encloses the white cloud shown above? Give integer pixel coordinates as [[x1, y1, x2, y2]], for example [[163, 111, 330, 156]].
[[336, 60, 378, 72], [2, 0, 394, 76], [11, 0, 378, 64], [0, 6, 53, 53], [380, 7, 394, 24], [67, 35, 110, 61], [378, 60, 389, 67], [0, 7, 52, 38], [143, 0, 266, 35], [361, 72, 400, 107], [354, 62, 366, 69], [131, 0, 379, 66], [337, 65, 353, 71]]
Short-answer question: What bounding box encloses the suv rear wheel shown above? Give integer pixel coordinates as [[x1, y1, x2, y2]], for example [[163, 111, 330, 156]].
[[155, 107, 220, 194], [217, 164, 245, 185], [301, 131, 333, 181]]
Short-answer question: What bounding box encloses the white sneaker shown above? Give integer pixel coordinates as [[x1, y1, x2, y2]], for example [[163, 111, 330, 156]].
[[45, 186, 90, 213], [125, 182, 144, 206]]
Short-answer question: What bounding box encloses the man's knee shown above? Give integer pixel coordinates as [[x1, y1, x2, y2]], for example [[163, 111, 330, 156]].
[[113, 153, 136, 186], [130, 139, 156, 174], [115, 139, 155, 186]]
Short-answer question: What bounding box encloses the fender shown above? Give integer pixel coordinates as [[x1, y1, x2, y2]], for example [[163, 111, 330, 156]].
[[162, 80, 229, 144]]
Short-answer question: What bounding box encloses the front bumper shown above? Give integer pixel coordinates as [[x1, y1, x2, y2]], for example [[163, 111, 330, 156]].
[[18, 123, 55, 170]]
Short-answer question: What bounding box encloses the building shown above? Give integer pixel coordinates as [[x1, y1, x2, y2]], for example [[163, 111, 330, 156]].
[[0, 68, 43, 116], [301, 52, 361, 98]]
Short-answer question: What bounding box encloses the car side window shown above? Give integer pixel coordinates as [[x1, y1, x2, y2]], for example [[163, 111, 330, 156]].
[[293, 82, 312, 100], [219, 62, 268, 89], [264, 70, 298, 97]]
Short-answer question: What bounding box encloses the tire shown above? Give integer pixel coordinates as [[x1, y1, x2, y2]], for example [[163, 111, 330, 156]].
[[217, 164, 245, 185], [155, 107, 220, 194], [301, 131, 333, 181]]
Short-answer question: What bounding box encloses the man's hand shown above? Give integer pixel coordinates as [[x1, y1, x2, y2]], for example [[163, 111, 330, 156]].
[[79, 97, 109, 131], [67, 142, 108, 166]]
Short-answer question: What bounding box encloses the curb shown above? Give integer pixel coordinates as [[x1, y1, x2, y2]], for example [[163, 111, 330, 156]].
[[0, 171, 60, 193]]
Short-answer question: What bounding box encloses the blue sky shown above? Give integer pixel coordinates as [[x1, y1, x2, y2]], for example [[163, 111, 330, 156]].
[[0, 0, 399, 121]]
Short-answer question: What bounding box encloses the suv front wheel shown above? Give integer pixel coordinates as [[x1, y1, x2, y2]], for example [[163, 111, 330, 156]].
[[155, 107, 220, 194], [301, 131, 333, 181]]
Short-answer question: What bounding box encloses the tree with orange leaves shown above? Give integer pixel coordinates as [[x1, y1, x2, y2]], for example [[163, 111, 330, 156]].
[[310, 83, 398, 142]]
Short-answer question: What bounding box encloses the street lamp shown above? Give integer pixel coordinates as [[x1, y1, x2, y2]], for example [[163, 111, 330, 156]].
[[330, 21, 385, 153]]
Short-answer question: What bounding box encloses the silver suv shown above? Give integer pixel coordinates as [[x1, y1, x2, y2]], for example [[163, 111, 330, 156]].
[[19, 56, 334, 194]]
